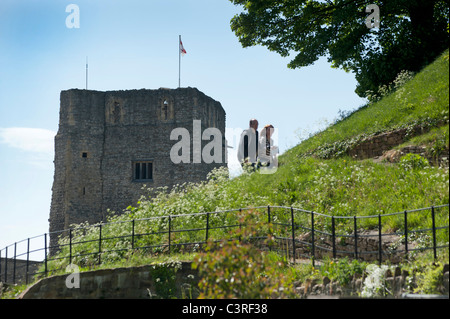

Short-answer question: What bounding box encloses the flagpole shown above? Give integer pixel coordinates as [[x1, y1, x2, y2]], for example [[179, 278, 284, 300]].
[[178, 35, 181, 88], [86, 56, 88, 90]]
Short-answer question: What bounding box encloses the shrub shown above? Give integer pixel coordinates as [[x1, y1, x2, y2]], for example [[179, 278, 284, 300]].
[[192, 211, 296, 299], [400, 153, 429, 170], [414, 262, 446, 295], [319, 257, 367, 286]]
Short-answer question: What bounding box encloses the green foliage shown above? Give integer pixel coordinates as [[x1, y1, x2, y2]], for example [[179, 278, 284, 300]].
[[149, 261, 182, 299], [192, 211, 296, 299], [414, 262, 445, 295], [427, 126, 450, 161], [45, 153, 448, 275], [286, 49, 449, 159], [0, 283, 29, 299], [396, 125, 449, 157], [399, 154, 430, 170], [319, 257, 367, 286], [228, 0, 449, 97], [366, 70, 415, 103]]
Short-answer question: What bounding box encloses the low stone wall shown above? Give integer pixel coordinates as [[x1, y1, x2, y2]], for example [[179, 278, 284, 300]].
[[382, 145, 449, 166], [293, 230, 410, 264], [348, 128, 411, 159], [9, 260, 449, 299], [295, 264, 449, 299], [0, 258, 42, 284], [18, 262, 199, 299], [347, 124, 449, 166]]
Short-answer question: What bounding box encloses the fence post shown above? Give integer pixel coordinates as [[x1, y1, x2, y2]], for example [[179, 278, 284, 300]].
[[290, 207, 296, 262], [238, 209, 242, 242], [13, 242, 17, 284], [44, 233, 48, 277], [311, 212, 315, 267], [404, 210, 408, 259], [266, 207, 272, 252], [205, 212, 210, 243], [0, 249, 2, 283], [331, 216, 336, 259], [131, 220, 135, 250], [98, 224, 102, 265], [431, 206, 437, 261], [354, 216, 358, 260], [26, 238, 30, 285], [168, 215, 172, 255], [69, 229, 73, 265], [378, 214, 382, 265], [4, 247, 7, 283]]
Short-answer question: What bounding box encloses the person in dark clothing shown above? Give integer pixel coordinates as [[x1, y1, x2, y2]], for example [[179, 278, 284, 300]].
[[237, 119, 259, 168]]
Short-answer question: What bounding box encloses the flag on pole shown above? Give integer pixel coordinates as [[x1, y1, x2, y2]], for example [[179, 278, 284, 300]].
[[179, 36, 186, 88], [180, 38, 187, 55]]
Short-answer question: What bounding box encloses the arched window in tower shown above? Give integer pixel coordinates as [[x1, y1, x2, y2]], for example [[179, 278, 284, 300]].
[[113, 102, 121, 123], [163, 100, 169, 120], [160, 98, 174, 121]]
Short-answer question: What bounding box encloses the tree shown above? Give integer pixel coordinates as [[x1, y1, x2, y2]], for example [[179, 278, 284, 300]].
[[229, 0, 449, 97]]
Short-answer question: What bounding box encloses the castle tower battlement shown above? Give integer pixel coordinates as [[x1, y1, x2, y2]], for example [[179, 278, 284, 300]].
[[49, 87, 226, 244]]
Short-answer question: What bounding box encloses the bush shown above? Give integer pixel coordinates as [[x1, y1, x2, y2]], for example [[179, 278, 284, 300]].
[[400, 153, 429, 170], [192, 211, 296, 299], [414, 261, 446, 295], [319, 257, 367, 286]]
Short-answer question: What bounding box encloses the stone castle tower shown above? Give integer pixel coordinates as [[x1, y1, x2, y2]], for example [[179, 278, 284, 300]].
[[49, 87, 226, 240]]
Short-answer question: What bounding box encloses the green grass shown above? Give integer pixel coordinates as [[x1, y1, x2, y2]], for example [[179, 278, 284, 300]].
[[283, 49, 449, 159]]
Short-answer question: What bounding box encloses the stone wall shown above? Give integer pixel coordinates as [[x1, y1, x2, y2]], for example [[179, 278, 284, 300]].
[[382, 145, 449, 166], [348, 125, 449, 165], [49, 87, 226, 250], [0, 258, 42, 284], [295, 264, 449, 299], [293, 230, 411, 264], [13, 261, 449, 299], [18, 262, 199, 299], [348, 128, 410, 159]]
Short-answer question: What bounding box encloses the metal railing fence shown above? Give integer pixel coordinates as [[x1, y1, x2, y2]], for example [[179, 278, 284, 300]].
[[1, 204, 448, 285]]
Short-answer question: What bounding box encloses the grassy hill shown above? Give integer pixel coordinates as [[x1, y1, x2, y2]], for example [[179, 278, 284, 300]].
[[284, 49, 449, 159], [5, 50, 448, 300]]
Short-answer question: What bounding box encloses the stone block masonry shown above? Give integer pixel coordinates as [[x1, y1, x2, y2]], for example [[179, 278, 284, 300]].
[[18, 262, 199, 299], [348, 123, 449, 165], [49, 88, 226, 250], [295, 264, 449, 299]]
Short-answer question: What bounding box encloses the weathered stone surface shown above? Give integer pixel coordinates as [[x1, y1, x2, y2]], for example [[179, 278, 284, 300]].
[[346, 124, 449, 167], [0, 258, 42, 285], [295, 230, 409, 263], [49, 88, 226, 250], [18, 262, 198, 299], [295, 265, 449, 299]]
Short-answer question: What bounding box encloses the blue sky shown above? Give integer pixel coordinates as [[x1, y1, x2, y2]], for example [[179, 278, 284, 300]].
[[0, 0, 366, 255]]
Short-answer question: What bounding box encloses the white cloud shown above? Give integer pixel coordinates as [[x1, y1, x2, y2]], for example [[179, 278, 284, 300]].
[[0, 127, 55, 154], [0, 127, 56, 169]]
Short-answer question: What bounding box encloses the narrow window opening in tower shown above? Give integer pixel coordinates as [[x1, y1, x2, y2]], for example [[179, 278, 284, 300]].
[[163, 100, 169, 120], [135, 162, 141, 180], [133, 161, 153, 181]]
